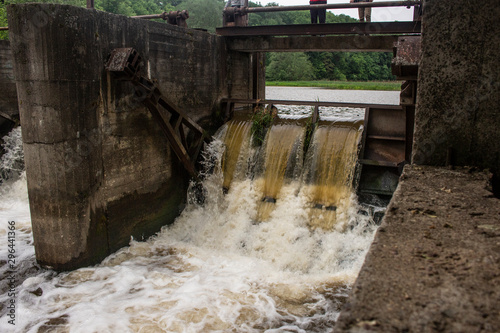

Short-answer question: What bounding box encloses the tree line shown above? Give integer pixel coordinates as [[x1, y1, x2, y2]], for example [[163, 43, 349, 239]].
[[0, 0, 394, 81]]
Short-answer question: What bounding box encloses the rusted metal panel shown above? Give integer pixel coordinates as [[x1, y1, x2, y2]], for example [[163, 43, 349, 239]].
[[358, 106, 408, 197], [217, 21, 421, 37], [365, 107, 406, 138], [363, 140, 406, 163], [392, 36, 421, 78], [400, 80, 417, 105], [358, 165, 400, 196], [404, 105, 415, 162]]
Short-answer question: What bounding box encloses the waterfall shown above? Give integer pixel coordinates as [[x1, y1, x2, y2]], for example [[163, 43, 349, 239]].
[[218, 118, 253, 191], [218, 117, 363, 229], [0, 115, 381, 333], [254, 121, 305, 221], [302, 121, 363, 230]]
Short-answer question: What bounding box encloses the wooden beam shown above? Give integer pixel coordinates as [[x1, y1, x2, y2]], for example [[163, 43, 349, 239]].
[[226, 35, 400, 53], [217, 21, 421, 37]]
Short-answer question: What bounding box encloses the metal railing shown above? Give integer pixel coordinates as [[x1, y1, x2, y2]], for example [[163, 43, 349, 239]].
[[223, 0, 422, 27], [243, 1, 421, 14]]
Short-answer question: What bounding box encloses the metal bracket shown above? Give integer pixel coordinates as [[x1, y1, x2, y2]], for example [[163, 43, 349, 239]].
[[105, 48, 207, 179]]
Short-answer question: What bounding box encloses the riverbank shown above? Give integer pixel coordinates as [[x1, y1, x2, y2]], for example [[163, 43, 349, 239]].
[[266, 81, 402, 91]]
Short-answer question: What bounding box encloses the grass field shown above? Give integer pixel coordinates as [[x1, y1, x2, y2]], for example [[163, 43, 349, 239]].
[[266, 81, 402, 91]]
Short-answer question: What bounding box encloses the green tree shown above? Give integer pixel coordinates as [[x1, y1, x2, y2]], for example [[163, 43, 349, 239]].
[[266, 52, 315, 81], [1, 0, 88, 39], [0, 5, 7, 40], [175, 0, 224, 32], [0, 0, 396, 81]]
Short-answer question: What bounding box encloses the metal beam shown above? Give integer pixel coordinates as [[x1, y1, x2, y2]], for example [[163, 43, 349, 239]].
[[105, 48, 206, 179], [226, 35, 401, 53], [223, 98, 402, 110], [216, 21, 421, 37]]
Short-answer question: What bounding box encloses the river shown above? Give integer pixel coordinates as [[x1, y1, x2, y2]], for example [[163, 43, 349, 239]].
[[0, 88, 397, 332], [265, 87, 399, 120]]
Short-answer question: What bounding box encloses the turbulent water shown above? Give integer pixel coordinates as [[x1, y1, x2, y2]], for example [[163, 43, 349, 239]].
[[0, 101, 382, 332]]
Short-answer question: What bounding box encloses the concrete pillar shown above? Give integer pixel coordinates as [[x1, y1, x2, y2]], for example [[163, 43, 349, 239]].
[[413, 0, 500, 175], [7, 3, 225, 270]]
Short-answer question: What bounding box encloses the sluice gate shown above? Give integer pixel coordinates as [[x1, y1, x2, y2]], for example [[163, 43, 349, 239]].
[[216, 113, 365, 230], [221, 98, 412, 199]]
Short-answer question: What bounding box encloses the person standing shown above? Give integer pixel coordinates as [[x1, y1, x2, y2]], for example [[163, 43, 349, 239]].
[[310, 0, 327, 24], [351, 0, 373, 23]]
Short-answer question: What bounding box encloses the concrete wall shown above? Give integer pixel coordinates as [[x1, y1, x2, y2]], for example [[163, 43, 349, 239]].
[[0, 40, 18, 123], [7, 3, 254, 270], [413, 0, 500, 174]]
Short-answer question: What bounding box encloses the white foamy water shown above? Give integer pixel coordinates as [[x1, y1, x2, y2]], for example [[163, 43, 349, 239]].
[[0, 92, 384, 332]]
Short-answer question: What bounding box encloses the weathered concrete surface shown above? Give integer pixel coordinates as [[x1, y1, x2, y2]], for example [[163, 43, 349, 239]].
[[413, 0, 500, 175], [0, 40, 18, 135], [334, 165, 500, 333], [6, 3, 239, 270]]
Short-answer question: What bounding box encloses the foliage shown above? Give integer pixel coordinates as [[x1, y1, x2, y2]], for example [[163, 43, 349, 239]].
[[303, 113, 315, 158], [0, 0, 396, 81], [175, 0, 224, 32], [0, 5, 6, 39], [266, 52, 315, 81], [251, 106, 274, 147]]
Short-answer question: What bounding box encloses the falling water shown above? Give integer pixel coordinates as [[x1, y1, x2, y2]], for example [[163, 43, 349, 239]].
[[0, 111, 381, 332], [0, 126, 24, 183], [254, 120, 305, 221], [302, 121, 364, 230], [219, 117, 253, 191]]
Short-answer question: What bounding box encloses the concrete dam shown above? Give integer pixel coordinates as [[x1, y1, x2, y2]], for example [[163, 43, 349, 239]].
[[0, 0, 499, 332]]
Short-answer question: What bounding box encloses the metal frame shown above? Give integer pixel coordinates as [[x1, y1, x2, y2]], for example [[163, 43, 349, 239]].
[[222, 98, 402, 110], [226, 35, 401, 53], [105, 48, 207, 179], [131, 10, 190, 27], [222, 0, 422, 27], [217, 21, 420, 36], [242, 1, 421, 14]]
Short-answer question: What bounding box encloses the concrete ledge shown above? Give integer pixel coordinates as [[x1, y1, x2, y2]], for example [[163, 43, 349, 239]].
[[335, 165, 500, 332]]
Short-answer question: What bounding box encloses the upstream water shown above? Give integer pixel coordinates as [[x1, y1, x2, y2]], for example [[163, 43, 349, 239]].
[[0, 88, 396, 332]]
